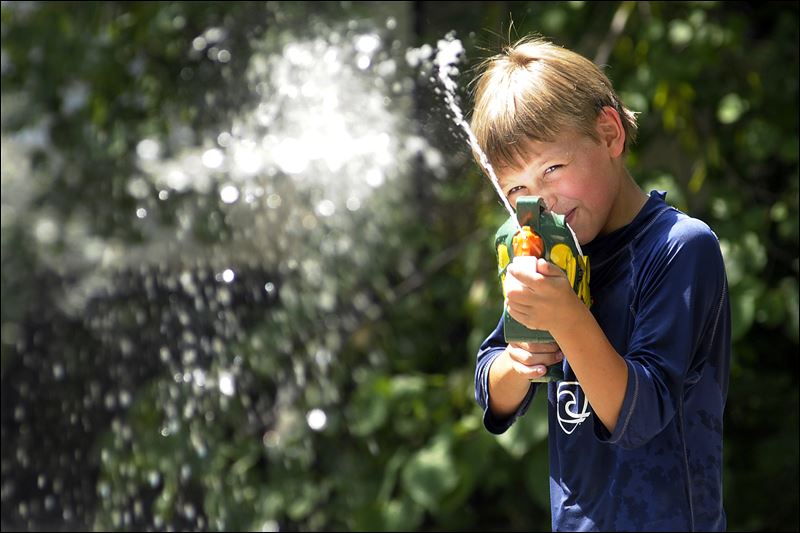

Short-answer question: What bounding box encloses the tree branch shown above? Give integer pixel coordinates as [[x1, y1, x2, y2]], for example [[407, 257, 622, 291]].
[[594, 1, 636, 66]]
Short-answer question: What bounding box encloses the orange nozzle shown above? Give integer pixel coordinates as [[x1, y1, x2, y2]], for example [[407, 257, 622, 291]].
[[512, 226, 544, 257]]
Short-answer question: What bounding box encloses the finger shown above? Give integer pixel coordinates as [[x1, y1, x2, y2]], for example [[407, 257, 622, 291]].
[[510, 359, 548, 380], [504, 274, 531, 298], [507, 258, 544, 286], [507, 301, 537, 319], [511, 255, 539, 270], [508, 345, 564, 367], [506, 297, 534, 311], [507, 344, 536, 365], [507, 258, 543, 284], [513, 341, 559, 353], [536, 258, 565, 278], [506, 305, 533, 327], [544, 350, 564, 366], [504, 271, 537, 299]]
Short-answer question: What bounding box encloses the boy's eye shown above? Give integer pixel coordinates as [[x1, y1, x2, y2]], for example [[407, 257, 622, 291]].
[[506, 185, 527, 196], [544, 165, 562, 177]]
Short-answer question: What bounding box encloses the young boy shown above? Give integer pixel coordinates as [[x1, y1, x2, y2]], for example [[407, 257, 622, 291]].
[[471, 38, 731, 531]]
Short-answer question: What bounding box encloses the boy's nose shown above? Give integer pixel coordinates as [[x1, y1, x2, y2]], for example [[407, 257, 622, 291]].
[[542, 194, 558, 213]]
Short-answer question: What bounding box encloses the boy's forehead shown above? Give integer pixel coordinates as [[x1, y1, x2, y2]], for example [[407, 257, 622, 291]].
[[496, 137, 573, 181]]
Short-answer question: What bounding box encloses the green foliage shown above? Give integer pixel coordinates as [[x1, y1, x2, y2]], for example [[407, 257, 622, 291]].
[[1, 2, 797, 532]]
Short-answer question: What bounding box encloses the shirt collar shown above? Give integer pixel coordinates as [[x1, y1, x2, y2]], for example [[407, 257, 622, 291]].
[[582, 190, 669, 265]]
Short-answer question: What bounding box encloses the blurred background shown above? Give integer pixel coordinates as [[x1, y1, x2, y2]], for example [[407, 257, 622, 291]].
[[1, 1, 797, 531]]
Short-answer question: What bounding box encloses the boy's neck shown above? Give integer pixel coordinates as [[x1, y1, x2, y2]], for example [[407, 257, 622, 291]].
[[603, 170, 648, 236]]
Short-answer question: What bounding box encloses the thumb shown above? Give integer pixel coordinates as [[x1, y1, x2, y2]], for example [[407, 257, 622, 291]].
[[536, 258, 563, 277]]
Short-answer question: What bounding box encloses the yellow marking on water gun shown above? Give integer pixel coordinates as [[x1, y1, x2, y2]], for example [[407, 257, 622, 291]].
[[498, 243, 510, 299], [550, 243, 577, 286], [577, 255, 591, 307], [497, 243, 510, 271], [550, 243, 592, 308]]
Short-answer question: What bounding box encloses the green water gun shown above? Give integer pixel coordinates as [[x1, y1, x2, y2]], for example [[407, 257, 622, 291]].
[[495, 196, 591, 382]]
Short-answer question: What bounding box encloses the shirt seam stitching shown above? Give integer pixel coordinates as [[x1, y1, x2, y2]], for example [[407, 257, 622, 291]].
[[592, 206, 674, 269], [679, 402, 696, 531], [609, 361, 638, 443]]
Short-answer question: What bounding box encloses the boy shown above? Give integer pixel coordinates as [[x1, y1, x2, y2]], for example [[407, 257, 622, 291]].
[[471, 37, 731, 531]]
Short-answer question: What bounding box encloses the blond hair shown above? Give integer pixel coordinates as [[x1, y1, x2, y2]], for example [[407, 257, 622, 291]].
[[469, 37, 638, 170]]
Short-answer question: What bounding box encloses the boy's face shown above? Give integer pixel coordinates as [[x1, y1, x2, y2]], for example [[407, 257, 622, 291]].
[[496, 123, 623, 245]]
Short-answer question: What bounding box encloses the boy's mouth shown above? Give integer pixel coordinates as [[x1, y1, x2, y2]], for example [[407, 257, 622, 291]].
[[565, 208, 577, 226]]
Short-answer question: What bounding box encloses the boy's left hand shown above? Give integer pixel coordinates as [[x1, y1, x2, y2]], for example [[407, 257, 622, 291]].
[[504, 256, 578, 332]]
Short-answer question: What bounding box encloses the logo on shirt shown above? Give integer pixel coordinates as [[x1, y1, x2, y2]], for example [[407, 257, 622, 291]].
[[557, 381, 591, 434]]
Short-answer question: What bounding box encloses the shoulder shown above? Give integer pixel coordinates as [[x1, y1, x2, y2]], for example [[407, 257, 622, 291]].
[[626, 209, 729, 325], [639, 207, 722, 260], [632, 208, 726, 293]]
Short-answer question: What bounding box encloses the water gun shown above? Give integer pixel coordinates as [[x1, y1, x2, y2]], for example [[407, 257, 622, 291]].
[[495, 196, 591, 382]]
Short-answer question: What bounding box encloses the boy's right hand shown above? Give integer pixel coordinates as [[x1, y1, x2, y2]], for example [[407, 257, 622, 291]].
[[506, 341, 563, 380]]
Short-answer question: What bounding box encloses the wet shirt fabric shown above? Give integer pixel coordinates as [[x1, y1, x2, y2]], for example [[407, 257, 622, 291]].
[[475, 191, 731, 532]]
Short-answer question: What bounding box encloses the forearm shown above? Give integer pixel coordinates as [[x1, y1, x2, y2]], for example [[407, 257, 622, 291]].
[[487, 349, 534, 419], [551, 301, 628, 433]]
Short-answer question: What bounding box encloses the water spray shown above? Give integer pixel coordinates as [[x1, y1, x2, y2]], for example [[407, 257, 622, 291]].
[[432, 36, 521, 232]]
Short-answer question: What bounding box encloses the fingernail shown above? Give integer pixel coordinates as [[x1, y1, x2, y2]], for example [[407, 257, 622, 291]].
[[556, 352, 563, 361]]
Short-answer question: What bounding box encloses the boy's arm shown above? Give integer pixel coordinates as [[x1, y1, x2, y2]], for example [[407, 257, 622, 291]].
[[505, 257, 628, 433], [507, 221, 729, 447], [488, 342, 563, 418], [548, 297, 628, 433], [475, 316, 563, 434], [475, 318, 530, 434]]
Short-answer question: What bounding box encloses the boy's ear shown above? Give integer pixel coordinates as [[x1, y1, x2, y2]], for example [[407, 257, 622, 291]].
[[596, 106, 625, 158]]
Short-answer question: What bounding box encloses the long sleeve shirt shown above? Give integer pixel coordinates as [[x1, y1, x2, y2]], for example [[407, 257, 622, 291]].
[[475, 191, 731, 531]]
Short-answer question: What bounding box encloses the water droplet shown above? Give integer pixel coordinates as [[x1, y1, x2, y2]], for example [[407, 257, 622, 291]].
[[266, 194, 282, 209], [274, 139, 308, 174], [301, 214, 317, 230], [204, 27, 226, 44], [218, 372, 235, 396], [136, 139, 160, 160], [356, 55, 371, 70], [261, 519, 280, 532], [147, 471, 161, 487], [217, 131, 232, 147], [366, 168, 384, 187], [316, 199, 335, 217], [183, 503, 196, 520], [201, 148, 224, 169], [44, 495, 56, 511], [306, 408, 327, 431], [34, 218, 58, 244], [119, 390, 131, 407], [220, 185, 239, 204], [355, 33, 380, 54]]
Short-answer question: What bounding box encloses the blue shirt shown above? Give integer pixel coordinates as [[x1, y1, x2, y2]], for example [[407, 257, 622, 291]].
[[475, 191, 731, 531]]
